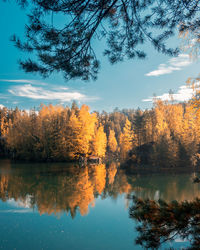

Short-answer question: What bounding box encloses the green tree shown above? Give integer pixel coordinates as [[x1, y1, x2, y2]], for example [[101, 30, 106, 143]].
[[7, 0, 200, 80]]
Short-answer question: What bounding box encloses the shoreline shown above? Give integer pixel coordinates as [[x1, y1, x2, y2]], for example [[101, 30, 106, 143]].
[[121, 164, 200, 174], [1, 158, 200, 175]]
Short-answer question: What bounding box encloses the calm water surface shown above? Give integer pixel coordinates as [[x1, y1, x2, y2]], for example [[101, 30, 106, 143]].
[[0, 159, 199, 249]]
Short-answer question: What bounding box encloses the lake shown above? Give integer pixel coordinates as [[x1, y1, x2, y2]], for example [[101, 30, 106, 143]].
[[0, 159, 199, 249]]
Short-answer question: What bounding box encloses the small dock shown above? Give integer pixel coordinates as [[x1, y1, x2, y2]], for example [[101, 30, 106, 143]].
[[79, 156, 101, 165]]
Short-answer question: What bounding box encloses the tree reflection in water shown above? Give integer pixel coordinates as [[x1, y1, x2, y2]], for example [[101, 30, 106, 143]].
[[0, 161, 132, 218], [130, 196, 200, 249], [2, 160, 200, 249]]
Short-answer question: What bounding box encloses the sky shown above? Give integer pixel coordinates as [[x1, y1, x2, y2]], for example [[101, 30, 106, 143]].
[[1, 1, 200, 112]]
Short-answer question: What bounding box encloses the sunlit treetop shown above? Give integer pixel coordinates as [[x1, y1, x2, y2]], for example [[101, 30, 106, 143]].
[[6, 0, 200, 81]]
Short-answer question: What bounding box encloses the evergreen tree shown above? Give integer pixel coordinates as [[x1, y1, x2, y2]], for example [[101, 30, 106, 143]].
[[8, 0, 200, 80]]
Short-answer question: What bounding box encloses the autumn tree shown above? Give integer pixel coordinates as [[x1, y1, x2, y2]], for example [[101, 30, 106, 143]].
[[77, 105, 97, 156], [91, 125, 107, 158], [133, 109, 144, 147], [6, 109, 37, 160], [0, 107, 9, 155], [108, 129, 118, 153], [119, 118, 134, 159], [2, 100, 200, 166]]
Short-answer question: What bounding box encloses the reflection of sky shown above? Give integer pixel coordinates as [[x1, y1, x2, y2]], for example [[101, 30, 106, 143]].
[[0, 166, 197, 249], [7, 196, 32, 208], [0, 196, 33, 213], [0, 196, 191, 249], [0, 199, 32, 213], [1, 2, 200, 111], [0, 196, 137, 250], [0, 168, 197, 249]]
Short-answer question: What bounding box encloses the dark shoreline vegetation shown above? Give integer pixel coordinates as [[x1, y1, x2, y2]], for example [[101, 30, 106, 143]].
[[1, 100, 200, 169]]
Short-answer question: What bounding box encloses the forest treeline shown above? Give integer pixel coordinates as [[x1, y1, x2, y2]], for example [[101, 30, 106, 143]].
[[0, 100, 200, 167]]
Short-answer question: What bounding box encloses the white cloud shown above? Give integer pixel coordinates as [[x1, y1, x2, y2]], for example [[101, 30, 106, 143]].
[[0, 104, 4, 109], [181, 38, 198, 50], [7, 195, 32, 208], [146, 54, 192, 76], [174, 238, 188, 243], [8, 84, 98, 102], [58, 87, 69, 90], [142, 85, 195, 103], [0, 209, 32, 213], [0, 79, 47, 85]]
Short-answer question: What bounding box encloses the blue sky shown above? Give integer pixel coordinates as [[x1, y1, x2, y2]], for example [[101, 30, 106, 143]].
[[1, 1, 200, 112]]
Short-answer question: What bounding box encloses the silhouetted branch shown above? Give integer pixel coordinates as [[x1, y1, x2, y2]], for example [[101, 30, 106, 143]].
[[4, 0, 200, 80]]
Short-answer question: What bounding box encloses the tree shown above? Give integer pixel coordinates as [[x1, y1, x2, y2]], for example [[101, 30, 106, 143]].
[[133, 109, 144, 147], [119, 118, 134, 159], [7, 0, 200, 81], [77, 105, 97, 156], [91, 125, 107, 157], [108, 129, 118, 153]]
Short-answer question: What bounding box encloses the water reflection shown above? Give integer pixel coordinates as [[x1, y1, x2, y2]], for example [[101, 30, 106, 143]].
[[1, 160, 200, 249], [130, 173, 200, 202], [0, 160, 131, 217], [1, 160, 200, 220], [130, 196, 200, 249]]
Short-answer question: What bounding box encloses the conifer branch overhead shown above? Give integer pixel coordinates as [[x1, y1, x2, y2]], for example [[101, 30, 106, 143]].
[[5, 0, 200, 80]]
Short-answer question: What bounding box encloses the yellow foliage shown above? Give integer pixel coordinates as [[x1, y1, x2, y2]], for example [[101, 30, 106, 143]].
[[91, 125, 107, 157], [119, 118, 134, 159], [107, 162, 118, 185], [108, 129, 118, 153]]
